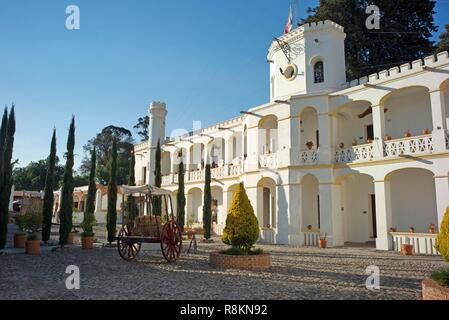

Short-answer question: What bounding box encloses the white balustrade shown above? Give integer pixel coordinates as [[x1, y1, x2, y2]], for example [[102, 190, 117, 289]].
[[161, 174, 172, 186], [390, 232, 439, 255], [229, 165, 242, 176], [334, 144, 374, 163], [188, 170, 204, 182], [300, 150, 318, 164], [384, 134, 433, 158], [259, 228, 275, 244], [303, 231, 320, 247], [211, 166, 226, 179], [259, 153, 278, 169]]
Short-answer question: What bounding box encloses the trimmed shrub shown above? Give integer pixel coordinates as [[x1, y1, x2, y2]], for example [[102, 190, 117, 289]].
[[436, 206, 449, 262], [221, 183, 259, 254]]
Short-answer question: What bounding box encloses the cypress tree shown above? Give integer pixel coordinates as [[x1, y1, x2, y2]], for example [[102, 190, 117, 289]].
[[107, 138, 118, 244], [125, 151, 138, 221], [203, 164, 212, 240], [59, 116, 75, 246], [176, 161, 186, 232], [152, 139, 162, 215], [0, 108, 8, 206], [42, 129, 57, 243], [0, 106, 15, 250], [83, 147, 97, 235]]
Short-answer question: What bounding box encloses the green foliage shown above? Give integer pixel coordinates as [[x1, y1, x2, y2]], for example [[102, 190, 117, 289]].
[[27, 233, 39, 241], [107, 138, 118, 243], [203, 164, 212, 239], [436, 24, 449, 54], [304, 0, 437, 80], [125, 152, 138, 221], [436, 206, 449, 262], [80, 125, 134, 185], [59, 117, 75, 246], [133, 115, 149, 142], [13, 159, 65, 191], [20, 211, 43, 236], [0, 106, 16, 249], [223, 247, 263, 256], [431, 269, 449, 287], [42, 129, 57, 242], [152, 140, 162, 216], [176, 161, 186, 232], [14, 214, 27, 234], [221, 183, 260, 254], [83, 147, 97, 235]]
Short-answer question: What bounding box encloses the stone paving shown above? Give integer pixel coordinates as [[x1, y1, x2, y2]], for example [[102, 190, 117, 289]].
[[0, 224, 447, 300]]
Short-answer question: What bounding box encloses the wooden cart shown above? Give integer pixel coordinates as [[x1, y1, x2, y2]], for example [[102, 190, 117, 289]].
[[115, 185, 182, 263]]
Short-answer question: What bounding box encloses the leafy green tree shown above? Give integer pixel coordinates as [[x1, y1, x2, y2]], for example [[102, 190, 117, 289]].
[[83, 147, 97, 236], [41, 129, 57, 243], [222, 183, 259, 254], [304, 0, 437, 80], [0, 106, 15, 249], [107, 139, 118, 244], [59, 117, 75, 246], [176, 161, 186, 232], [80, 125, 134, 185], [13, 159, 64, 191], [152, 140, 162, 216], [436, 24, 449, 54], [133, 115, 149, 142], [125, 152, 138, 221], [203, 164, 212, 239]]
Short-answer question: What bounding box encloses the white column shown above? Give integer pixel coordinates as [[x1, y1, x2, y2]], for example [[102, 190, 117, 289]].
[[95, 189, 102, 213], [9, 185, 14, 211], [434, 175, 449, 229], [317, 113, 332, 164], [318, 182, 344, 247], [246, 127, 259, 171], [372, 105, 386, 159], [430, 89, 447, 152], [282, 184, 301, 245], [374, 180, 393, 251]]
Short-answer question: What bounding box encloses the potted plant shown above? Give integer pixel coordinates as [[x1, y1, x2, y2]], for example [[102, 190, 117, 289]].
[[409, 227, 415, 233], [339, 142, 345, 149], [210, 183, 271, 270], [13, 214, 27, 248], [22, 211, 42, 255], [319, 232, 327, 248], [401, 237, 413, 255], [352, 139, 358, 147], [367, 138, 373, 144], [67, 228, 77, 245], [384, 135, 392, 141], [423, 207, 449, 300], [423, 128, 431, 135], [404, 130, 412, 138], [80, 214, 96, 250], [429, 224, 436, 234], [306, 141, 314, 150]]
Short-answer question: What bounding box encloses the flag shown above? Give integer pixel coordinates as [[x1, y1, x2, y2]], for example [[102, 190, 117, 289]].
[[284, 3, 293, 34]]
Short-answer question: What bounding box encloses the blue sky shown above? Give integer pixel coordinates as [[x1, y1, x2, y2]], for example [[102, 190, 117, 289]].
[[0, 0, 448, 170]]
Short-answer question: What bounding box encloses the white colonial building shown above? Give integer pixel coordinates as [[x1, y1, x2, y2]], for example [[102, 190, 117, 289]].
[[134, 20, 449, 254]]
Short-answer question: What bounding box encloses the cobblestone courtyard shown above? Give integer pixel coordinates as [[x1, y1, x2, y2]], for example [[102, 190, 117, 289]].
[[0, 224, 447, 300]]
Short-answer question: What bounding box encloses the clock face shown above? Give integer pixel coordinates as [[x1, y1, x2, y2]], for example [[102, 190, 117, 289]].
[[283, 63, 298, 81]]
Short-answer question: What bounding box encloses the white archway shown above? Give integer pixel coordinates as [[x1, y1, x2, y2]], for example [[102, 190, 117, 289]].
[[301, 174, 320, 230]]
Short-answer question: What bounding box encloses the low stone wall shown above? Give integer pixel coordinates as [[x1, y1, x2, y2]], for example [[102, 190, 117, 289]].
[[422, 278, 449, 300], [210, 251, 271, 270]]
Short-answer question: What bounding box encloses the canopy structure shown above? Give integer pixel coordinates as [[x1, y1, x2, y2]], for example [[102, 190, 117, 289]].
[[120, 185, 172, 196]]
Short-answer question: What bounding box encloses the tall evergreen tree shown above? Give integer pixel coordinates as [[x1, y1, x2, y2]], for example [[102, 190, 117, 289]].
[[125, 151, 138, 221], [107, 138, 118, 244], [83, 147, 97, 235], [436, 24, 449, 54], [152, 139, 162, 216], [0, 107, 15, 249], [59, 117, 75, 246], [203, 164, 212, 240], [41, 129, 57, 243], [0, 108, 8, 183], [176, 161, 186, 232], [304, 0, 437, 80]]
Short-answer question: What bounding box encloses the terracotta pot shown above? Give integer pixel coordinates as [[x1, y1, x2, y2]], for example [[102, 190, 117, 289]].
[[26, 240, 41, 255], [401, 244, 413, 255], [319, 239, 327, 248], [67, 232, 76, 245], [14, 233, 27, 248], [81, 236, 94, 250]]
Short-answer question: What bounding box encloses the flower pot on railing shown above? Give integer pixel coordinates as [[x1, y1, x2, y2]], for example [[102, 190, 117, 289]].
[[401, 244, 413, 255], [423, 128, 431, 135], [404, 130, 412, 138], [352, 139, 358, 147], [306, 142, 314, 150]]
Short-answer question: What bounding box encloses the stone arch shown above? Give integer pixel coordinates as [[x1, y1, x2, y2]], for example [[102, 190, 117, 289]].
[[299, 107, 318, 150], [257, 177, 277, 228], [300, 174, 320, 231], [186, 187, 203, 224], [258, 115, 278, 155]]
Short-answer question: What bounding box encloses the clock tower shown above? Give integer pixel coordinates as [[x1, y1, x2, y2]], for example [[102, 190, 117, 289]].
[[268, 20, 347, 101]]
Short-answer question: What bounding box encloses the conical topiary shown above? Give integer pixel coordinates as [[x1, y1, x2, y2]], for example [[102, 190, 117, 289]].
[[436, 207, 449, 262], [221, 183, 259, 253]]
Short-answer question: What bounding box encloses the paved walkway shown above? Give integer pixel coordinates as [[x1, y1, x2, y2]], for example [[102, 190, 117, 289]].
[[0, 224, 447, 300]]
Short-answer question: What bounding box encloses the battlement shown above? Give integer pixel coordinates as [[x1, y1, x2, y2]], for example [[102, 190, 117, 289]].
[[149, 101, 167, 110], [344, 51, 449, 89], [301, 20, 345, 34]]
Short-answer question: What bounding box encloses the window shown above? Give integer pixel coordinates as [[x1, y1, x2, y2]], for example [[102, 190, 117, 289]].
[[314, 61, 324, 83]]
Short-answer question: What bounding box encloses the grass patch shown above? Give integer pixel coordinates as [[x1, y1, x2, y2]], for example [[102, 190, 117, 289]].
[[431, 269, 449, 287], [223, 247, 264, 256]]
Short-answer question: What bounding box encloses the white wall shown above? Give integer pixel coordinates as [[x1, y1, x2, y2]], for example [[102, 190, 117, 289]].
[[301, 175, 319, 230]]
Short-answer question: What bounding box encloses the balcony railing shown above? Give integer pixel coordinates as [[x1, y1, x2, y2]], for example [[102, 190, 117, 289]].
[[303, 230, 320, 247], [259, 153, 278, 169], [161, 164, 243, 186], [384, 134, 433, 158], [390, 232, 439, 255], [335, 143, 374, 164], [300, 149, 318, 164], [259, 228, 275, 244]]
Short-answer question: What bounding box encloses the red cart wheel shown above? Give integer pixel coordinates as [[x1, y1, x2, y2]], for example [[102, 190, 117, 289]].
[[161, 220, 182, 263], [117, 224, 141, 262]]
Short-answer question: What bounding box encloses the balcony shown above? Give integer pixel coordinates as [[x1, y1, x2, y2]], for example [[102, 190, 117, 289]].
[[300, 149, 318, 164], [390, 232, 439, 255], [161, 164, 242, 186], [334, 143, 374, 164], [384, 134, 433, 158], [259, 153, 277, 169]]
